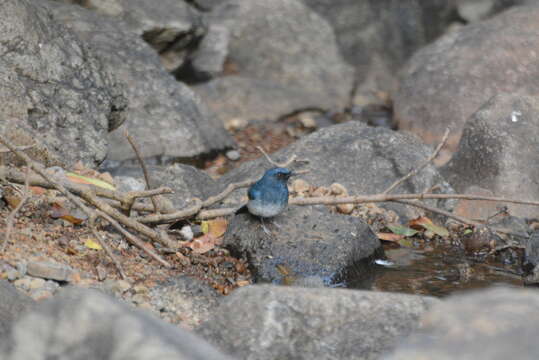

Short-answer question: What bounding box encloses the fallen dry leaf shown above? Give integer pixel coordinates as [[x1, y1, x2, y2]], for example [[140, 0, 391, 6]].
[[377, 232, 404, 242], [186, 234, 217, 254], [409, 216, 449, 237], [50, 202, 86, 225], [83, 238, 102, 251]]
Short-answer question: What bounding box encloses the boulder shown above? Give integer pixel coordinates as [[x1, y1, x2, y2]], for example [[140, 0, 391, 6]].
[[0, 281, 34, 338], [198, 285, 439, 360], [46, 1, 233, 164], [193, 0, 355, 124], [442, 93, 539, 218], [0, 0, 127, 168], [394, 4, 539, 151], [0, 288, 232, 360], [385, 287, 539, 360], [225, 206, 382, 285]]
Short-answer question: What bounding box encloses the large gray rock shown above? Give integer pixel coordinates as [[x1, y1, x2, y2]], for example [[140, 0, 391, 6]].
[[303, 0, 456, 102], [456, 0, 530, 22], [219, 122, 455, 219], [385, 287, 539, 360], [0, 0, 127, 168], [0, 281, 34, 338], [0, 288, 232, 360], [194, 0, 355, 123], [442, 93, 539, 218], [394, 4, 539, 151], [54, 0, 205, 73], [47, 1, 233, 163], [225, 206, 382, 285], [198, 285, 439, 360]]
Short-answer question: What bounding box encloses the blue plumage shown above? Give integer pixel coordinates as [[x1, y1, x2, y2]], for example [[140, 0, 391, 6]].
[[246, 167, 292, 218]]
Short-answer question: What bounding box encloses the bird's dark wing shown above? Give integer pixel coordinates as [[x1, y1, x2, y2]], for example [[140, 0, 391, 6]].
[[248, 185, 261, 200]]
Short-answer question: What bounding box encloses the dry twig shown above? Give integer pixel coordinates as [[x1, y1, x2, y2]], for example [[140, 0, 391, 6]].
[[0, 135, 172, 271], [125, 130, 161, 213], [1, 168, 30, 252], [89, 214, 127, 279], [383, 128, 450, 194]]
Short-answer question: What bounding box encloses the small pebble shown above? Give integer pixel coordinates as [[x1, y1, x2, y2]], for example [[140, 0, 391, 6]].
[[225, 150, 241, 161], [30, 289, 53, 301], [312, 186, 330, 197], [29, 277, 46, 290], [224, 117, 248, 131], [337, 203, 355, 215], [133, 284, 149, 294], [298, 112, 318, 129], [13, 277, 32, 291], [330, 183, 348, 196], [6, 269, 21, 281], [16, 262, 27, 277], [96, 264, 108, 281], [180, 225, 194, 241], [292, 179, 310, 194], [27, 261, 75, 282], [104, 279, 131, 294]]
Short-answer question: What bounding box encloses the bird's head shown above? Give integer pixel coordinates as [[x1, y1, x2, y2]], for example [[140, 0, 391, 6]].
[[263, 167, 293, 183]]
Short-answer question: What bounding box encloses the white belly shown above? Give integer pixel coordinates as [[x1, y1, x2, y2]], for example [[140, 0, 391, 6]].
[[247, 199, 286, 218]]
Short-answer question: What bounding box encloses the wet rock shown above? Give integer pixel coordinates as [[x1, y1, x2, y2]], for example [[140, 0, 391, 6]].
[[198, 285, 438, 360], [394, 4, 539, 152], [225, 206, 381, 285], [0, 288, 232, 360], [386, 287, 539, 360], [26, 261, 76, 282], [303, 0, 455, 103], [442, 93, 539, 218], [46, 1, 233, 164], [194, 0, 354, 124], [219, 122, 455, 219], [149, 276, 221, 329], [0, 281, 34, 338], [0, 0, 127, 168]]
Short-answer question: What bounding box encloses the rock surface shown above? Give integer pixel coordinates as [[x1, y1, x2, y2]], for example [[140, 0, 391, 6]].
[[385, 287, 539, 360], [0, 281, 34, 338], [47, 1, 233, 163], [394, 4, 539, 151], [442, 93, 539, 218], [198, 285, 439, 360], [0, 0, 127, 168], [0, 288, 232, 360], [194, 0, 355, 123], [225, 206, 382, 285], [219, 122, 455, 219], [303, 0, 456, 102]]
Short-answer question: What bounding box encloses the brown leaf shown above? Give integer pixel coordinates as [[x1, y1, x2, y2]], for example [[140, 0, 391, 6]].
[[377, 232, 404, 242], [409, 216, 449, 237], [187, 234, 217, 254], [207, 218, 228, 238], [30, 186, 46, 195], [50, 202, 85, 225], [236, 280, 250, 287]]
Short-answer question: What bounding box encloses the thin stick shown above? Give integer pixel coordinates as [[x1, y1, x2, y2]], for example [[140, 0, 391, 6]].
[[0, 144, 35, 153], [125, 130, 160, 213], [0, 135, 173, 265], [256, 146, 305, 168], [89, 214, 127, 279], [392, 199, 479, 227], [96, 210, 171, 268], [1, 168, 30, 252], [383, 128, 450, 194]]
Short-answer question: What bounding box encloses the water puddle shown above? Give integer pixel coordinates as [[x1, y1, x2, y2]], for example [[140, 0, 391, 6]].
[[349, 242, 524, 297]]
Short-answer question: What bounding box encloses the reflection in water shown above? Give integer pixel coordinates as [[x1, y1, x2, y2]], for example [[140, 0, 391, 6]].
[[347, 243, 524, 297]]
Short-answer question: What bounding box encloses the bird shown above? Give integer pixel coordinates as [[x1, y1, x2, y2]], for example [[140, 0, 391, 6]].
[[236, 167, 293, 233]]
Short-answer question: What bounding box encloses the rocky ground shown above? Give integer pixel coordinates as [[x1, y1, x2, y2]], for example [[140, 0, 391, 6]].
[[2, 0, 539, 359]]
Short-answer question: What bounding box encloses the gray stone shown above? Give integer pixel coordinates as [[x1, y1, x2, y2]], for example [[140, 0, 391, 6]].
[[46, 1, 234, 163], [26, 261, 75, 282], [195, 0, 354, 124], [198, 285, 438, 360], [225, 149, 240, 161], [303, 0, 455, 103], [219, 122, 455, 219], [0, 288, 232, 360], [225, 206, 382, 285], [0, 281, 34, 338], [0, 0, 127, 168], [442, 93, 539, 218], [394, 4, 539, 152], [186, 24, 230, 80], [457, 0, 528, 22], [385, 287, 539, 360], [149, 276, 221, 329]]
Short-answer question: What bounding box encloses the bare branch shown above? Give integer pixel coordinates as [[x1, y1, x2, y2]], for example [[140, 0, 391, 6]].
[[0, 144, 35, 153], [125, 130, 161, 213], [89, 214, 127, 279], [256, 146, 308, 168], [383, 128, 450, 194]]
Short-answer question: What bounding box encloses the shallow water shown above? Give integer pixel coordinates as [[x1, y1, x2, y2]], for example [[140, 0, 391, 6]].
[[349, 242, 524, 297]]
